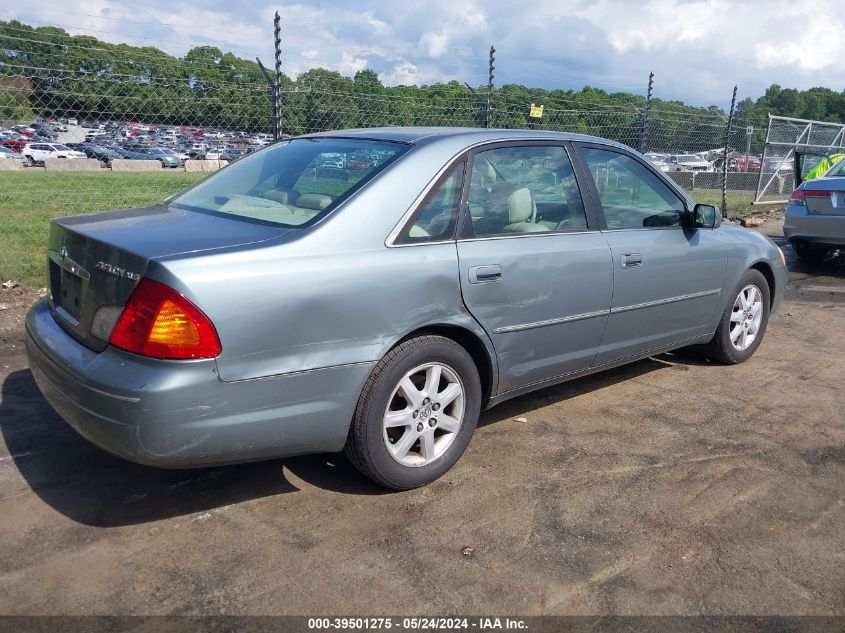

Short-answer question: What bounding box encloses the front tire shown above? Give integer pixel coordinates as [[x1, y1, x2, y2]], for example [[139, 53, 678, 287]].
[[345, 335, 481, 490], [704, 269, 770, 364]]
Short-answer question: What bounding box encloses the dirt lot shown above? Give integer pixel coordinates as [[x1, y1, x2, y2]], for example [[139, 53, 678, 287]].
[[0, 222, 842, 616]]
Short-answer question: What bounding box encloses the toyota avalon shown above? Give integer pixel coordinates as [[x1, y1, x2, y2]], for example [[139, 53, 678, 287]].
[[26, 128, 787, 489]]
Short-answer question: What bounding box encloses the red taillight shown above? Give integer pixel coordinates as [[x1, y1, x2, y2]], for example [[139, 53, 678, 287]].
[[804, 189, 832, 198], [109, 279, 221, 359], [789, 189, 805, 204]]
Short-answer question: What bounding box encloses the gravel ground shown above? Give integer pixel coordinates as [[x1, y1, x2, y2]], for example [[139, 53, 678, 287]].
[[0, 223, 842, 616]]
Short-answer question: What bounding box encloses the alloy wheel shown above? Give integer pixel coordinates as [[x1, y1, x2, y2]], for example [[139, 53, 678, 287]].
[[729, 284, 764, 351], [382, 362, 465, 467]]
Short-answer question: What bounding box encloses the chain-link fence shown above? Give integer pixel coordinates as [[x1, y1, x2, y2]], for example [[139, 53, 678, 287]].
[[0, 16, 783, 287]]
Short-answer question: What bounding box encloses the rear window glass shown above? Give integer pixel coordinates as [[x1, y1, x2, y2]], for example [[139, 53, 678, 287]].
[[172, 138, 409, 227]]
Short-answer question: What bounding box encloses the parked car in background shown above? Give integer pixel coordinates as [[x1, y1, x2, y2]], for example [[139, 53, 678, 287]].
[[762, 155, 795, 173], [0, 139, 27, 154], [25, 128, 786, 489], [84, 130, 108, 143], [220, 148, 245, 161], [116, 145, 184, 168], [733, 155, 762, 172], [644, 152, 671, 172], [666, 154, 713, 172], [30, 124, 58, 140], [186, 143, 208, 159], [0, 146, 25, 162], [22, 142, 86, 165], [67, 143, 122, 166], [785, 159, 845, 261], [143, 147, 184, 168]]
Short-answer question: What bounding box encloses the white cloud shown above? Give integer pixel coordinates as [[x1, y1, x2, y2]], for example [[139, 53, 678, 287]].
[[339, 51, 368, 73], [420, 30, 449, 58]]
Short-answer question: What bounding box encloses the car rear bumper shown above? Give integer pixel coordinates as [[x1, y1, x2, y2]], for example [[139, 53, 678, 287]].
[[25, 298, 372, 467], [784, 203, 845, 247]]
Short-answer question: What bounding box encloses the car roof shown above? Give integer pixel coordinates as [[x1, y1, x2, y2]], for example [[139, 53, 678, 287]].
[[300, 126, 633, 152]]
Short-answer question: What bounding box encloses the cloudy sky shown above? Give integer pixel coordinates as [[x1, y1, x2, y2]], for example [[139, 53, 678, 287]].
[[3, 0, 844, 107]]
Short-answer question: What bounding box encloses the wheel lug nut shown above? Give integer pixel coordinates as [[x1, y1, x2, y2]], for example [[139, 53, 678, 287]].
[[417, 423, 424, 432], [412, 410, 419, 419], [422, 397, 430, 405], [432, 403, 440, 411], [429, 419, 436, 427]]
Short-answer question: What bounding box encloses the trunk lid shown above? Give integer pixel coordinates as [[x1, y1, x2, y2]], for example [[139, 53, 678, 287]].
[[47, 204, 288, 351], [803, 178, 845, 216]]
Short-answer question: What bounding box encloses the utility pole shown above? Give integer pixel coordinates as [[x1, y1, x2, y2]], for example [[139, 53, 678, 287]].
[[722, 85, 738, 216], [640, 71, 654, 153], [486, 45, 495, 129], [273, 11, 282, 140]]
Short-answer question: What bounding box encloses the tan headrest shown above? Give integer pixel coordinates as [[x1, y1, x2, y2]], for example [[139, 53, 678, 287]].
[[264, 189, 295, 205], [296, 193, 333, 210], [486, 161, 497, 183], [508, 188, 533, 223]]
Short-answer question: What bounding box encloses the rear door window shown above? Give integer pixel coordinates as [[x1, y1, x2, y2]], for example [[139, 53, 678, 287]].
[[465, 145, 588, 237]]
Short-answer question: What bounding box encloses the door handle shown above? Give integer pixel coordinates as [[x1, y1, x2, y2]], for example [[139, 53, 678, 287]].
[[468, 264, 502, 284], [620, 253, 642, 268]]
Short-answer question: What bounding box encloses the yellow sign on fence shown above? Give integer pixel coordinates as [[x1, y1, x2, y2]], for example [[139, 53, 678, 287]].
[[529, 103, 544, 118]]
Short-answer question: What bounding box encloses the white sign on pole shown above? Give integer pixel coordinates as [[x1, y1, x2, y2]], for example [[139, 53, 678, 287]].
[[746, 126, 754, 135]]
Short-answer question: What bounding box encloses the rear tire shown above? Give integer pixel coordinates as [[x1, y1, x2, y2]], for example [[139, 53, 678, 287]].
[[344, 335, 481, 490], [704, 269, 770, 364]]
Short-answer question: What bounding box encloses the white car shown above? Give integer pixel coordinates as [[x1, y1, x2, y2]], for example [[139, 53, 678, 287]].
[[23, 143, 86, 165], [203, 148, 223, 160], [666, 154, 713, 172], [644, 153, 671, 172]]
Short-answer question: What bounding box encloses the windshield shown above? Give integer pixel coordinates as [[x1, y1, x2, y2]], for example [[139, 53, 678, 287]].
[[172, 138, 409, 227]]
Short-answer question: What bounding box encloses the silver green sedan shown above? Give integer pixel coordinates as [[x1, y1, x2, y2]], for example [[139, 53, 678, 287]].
[[26, 128, 786, 489]]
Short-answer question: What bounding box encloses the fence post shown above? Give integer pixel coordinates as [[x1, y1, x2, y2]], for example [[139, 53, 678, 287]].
[[486, 45, 495, 129], [639, 71, 653, 153], [721, 85, 737, 216], [273, 11, 282, 139], [753, 114, 773, 205], [256, 57, 278, 139]]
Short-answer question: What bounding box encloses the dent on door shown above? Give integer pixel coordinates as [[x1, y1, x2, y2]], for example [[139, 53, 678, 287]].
[[458, 233, 613, 393]]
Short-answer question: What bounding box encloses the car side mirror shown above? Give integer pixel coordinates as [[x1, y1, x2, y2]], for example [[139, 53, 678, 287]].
[[692, 203, 720, 228]]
